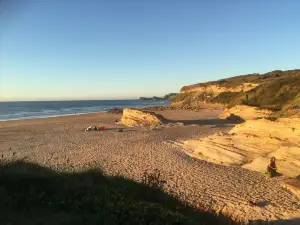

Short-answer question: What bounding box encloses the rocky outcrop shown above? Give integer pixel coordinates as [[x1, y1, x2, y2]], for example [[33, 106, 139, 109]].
[[283, 179, 300, 199], [172, 69, 300, 117], [172, 83, 259, 109], [164, 93, 178, 100], [179, 118, 300, 178], [181, 83, 259, 94], [121, 108, 165, 127], [229, 118, 300, 144], [220, 105, 273, 120]]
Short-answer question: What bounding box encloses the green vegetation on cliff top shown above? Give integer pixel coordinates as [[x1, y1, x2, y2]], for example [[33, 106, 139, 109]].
[[174, 69, 300, 117]]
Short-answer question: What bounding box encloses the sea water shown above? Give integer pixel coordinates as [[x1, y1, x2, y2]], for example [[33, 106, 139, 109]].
[[0, 100, 170, 121]]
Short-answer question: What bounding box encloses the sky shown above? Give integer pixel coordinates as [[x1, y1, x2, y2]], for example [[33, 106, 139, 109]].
[[0, 0, 299, 101]]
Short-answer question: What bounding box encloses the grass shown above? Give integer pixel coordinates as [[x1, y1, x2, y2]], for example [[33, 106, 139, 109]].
[[0, 161, 236, 225], [173, 69, 300, 117]]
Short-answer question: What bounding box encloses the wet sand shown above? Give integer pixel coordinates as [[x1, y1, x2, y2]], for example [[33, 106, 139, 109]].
[[0, 109, 299, 224]]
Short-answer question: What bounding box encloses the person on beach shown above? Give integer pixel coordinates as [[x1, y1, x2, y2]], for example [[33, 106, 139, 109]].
[[267, 157, 277, 178]]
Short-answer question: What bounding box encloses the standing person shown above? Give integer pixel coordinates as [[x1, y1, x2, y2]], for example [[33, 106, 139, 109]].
[[267, 157, 277, 178]]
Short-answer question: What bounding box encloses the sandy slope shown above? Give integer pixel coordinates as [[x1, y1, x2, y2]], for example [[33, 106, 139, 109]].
[[0, 110, 299, 224]]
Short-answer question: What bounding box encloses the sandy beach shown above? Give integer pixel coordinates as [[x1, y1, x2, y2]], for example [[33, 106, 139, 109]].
[[0, 109, 299, 224]]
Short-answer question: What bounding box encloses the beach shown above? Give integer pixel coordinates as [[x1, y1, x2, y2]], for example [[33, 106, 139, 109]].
[[0, 109, 299, 224]]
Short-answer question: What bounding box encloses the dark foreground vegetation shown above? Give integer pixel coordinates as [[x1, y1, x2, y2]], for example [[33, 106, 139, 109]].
[[0, 161, 235, 225]]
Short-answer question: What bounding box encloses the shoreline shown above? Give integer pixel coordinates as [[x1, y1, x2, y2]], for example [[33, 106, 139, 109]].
[[0, 111, 104, 122], [0, 99, 171, 122]]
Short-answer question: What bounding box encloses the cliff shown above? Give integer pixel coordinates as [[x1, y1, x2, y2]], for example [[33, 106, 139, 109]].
[[173, 69, 300, 117]]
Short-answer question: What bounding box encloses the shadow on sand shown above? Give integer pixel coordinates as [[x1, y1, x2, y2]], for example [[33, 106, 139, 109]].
[[166, 118, 244, 127], [0, 160, 236, 225]]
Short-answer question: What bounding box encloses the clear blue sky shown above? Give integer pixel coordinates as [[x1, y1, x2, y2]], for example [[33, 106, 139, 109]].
[[0, 0, 299, 101]]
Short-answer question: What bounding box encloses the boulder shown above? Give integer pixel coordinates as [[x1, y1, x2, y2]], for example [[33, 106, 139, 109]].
[[121, 108, 165, 127]]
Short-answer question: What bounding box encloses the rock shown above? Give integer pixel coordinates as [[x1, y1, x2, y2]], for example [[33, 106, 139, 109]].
[[120, 108, 165, 127], [107, 108, 123, 114], [220, 105, 272, 120], [224, 113, 245, 123], [229, 118, 300, 144], [282, 179, 300, 199], [180, 118, 300, 177]]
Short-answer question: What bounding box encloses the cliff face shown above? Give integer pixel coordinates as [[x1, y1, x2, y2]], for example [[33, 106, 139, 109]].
[[180, 83, 259, 95], [173, 69, 300, 117]]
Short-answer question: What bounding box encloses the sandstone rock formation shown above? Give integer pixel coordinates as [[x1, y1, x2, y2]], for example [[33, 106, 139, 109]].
[[282, 179, 300, 199], [180, 83, 259, 95], [172, 69, 300, 118], [220, 105, 272, 120], [180, 118, 300, 178], [229, 118, 300, 144], [121, 108, 165, 127]]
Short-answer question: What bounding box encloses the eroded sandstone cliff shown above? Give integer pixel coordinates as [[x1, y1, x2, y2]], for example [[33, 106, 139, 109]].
[[173, 69, 300, 118]]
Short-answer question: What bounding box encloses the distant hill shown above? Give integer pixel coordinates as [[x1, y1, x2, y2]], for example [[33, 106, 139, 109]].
[[140, 93, 178, 101], [173, 69, 300, 117]]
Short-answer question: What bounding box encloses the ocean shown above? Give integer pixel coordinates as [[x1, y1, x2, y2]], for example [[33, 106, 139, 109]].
[[0, 100, 170, 121]]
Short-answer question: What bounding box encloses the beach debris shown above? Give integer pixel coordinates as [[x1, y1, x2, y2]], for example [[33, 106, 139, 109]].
[[117, 128, 123, 132], [85, 125, 106, 132], [85, 126, 93, 132], [121, 108, 166, 127]]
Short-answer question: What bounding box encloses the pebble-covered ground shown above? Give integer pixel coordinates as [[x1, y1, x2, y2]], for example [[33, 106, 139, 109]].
[[0, 110, 299, 224]]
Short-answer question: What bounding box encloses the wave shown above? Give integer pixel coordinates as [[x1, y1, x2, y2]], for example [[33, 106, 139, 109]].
[[0, 100, 170, 121]]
